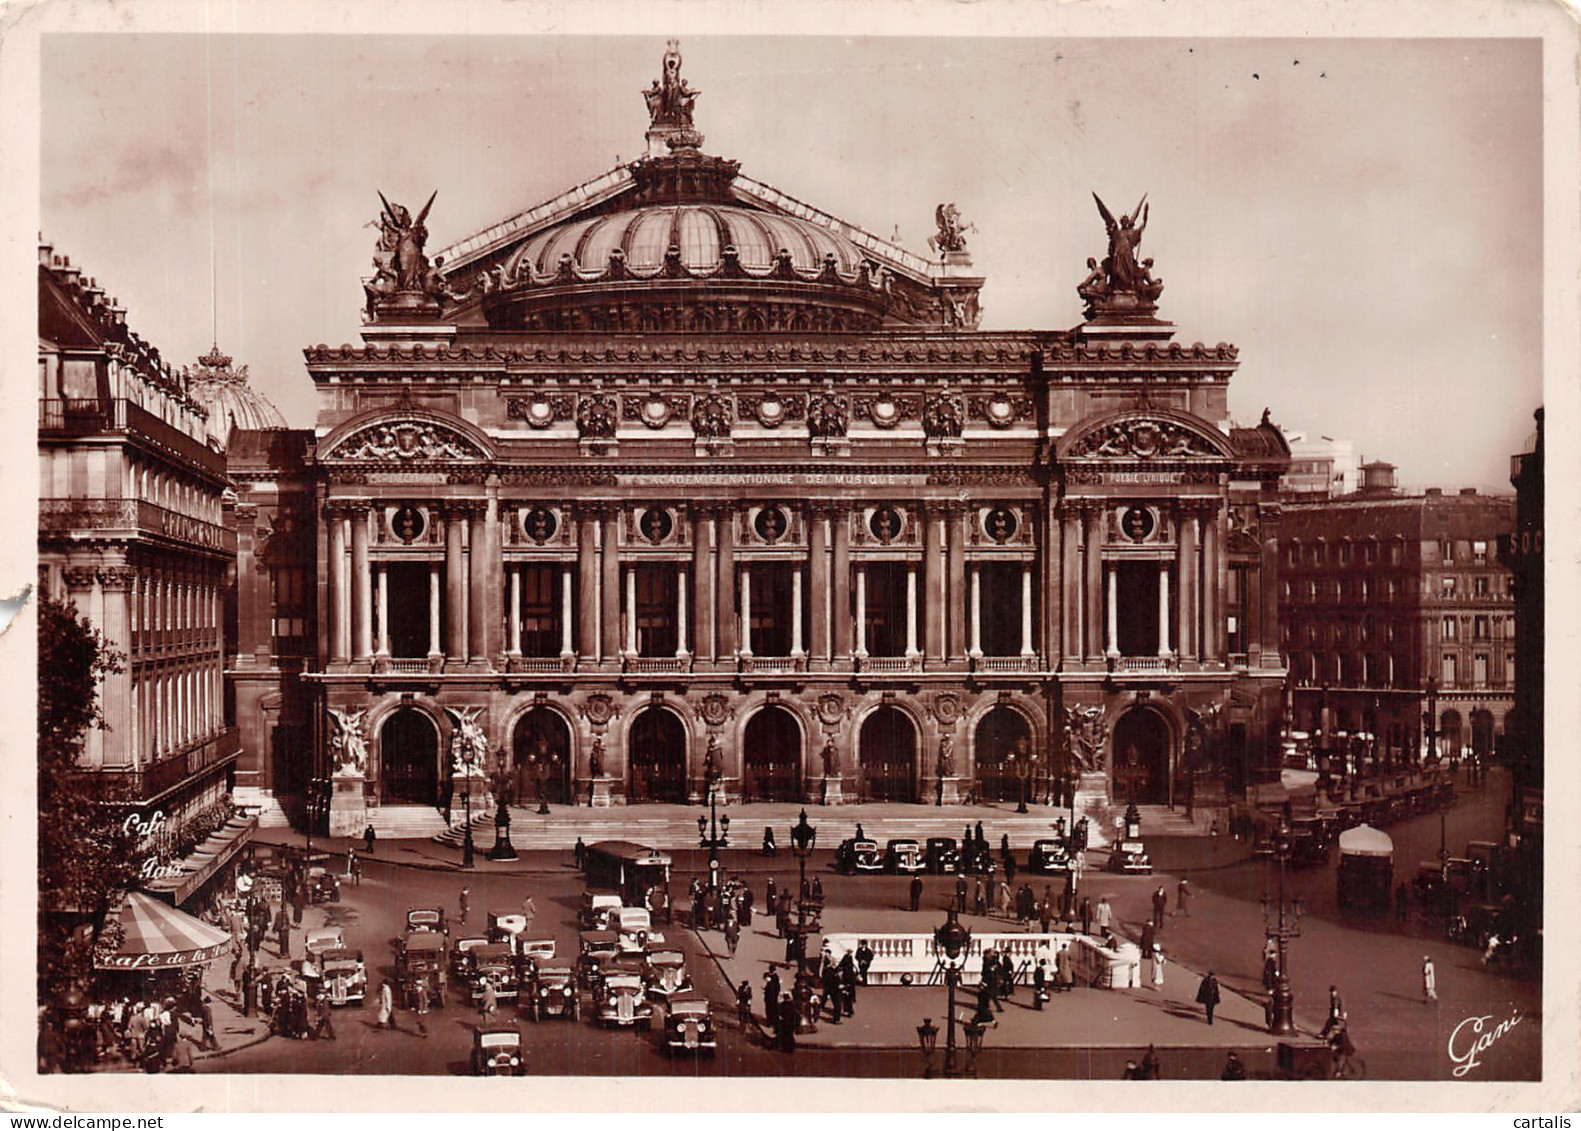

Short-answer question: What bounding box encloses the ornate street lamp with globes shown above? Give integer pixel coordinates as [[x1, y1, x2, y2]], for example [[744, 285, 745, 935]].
[[931, 907, 973, 1076], [1261, 817, 1305, 1034]]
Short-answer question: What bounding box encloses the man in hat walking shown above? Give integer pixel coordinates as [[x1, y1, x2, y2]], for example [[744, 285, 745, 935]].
[[1195, 970, 1221, 1025], [1422, 955, 1438, 1003]]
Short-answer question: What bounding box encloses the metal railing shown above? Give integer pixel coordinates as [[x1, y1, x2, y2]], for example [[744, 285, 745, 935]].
[[623, 656, 689, 674], [1113, 656, 1179, 673], [975, 656, 1040, 673], [39, 497, 234, 553], [39, 399, 226, 476]]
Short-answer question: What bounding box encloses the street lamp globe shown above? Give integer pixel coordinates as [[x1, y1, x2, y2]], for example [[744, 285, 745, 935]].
[[791, 809, 817, 857], [934, 906, 972, 967], [697, 815, 707, 838]]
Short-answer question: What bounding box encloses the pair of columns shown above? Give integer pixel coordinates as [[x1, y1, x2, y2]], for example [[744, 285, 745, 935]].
[[506, 565, 576, 657]]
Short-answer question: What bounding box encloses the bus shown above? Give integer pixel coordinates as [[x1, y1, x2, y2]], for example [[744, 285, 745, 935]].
[[583, 841, 672, 907]]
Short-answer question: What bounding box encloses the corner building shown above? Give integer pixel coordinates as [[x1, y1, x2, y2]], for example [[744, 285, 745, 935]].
[[247, 47, 1291, 831]]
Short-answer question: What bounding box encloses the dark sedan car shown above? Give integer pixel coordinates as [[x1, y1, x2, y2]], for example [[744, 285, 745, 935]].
[[924, 837, 960, 874]]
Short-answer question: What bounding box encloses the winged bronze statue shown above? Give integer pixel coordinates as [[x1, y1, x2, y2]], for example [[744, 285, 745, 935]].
[[1092, 192, 1148, 293]]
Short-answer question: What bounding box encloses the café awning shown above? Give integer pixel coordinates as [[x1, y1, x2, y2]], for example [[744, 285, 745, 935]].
[[95, 890, 233, 971], [142, 814, 257, 907], [1338, 823, 1394, 859]]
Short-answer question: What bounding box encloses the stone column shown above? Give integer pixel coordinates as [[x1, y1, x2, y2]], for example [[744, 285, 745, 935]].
[[692, 510, 713, 662], [376, 565, 390, 656], [1083, 504, 1103, 660], [1177, 506, 1198, 661], [351, 504, 372, 660], [600, 509, 621, 660], [1060, 504, 1081, 666], [832, 508, 851, 660], [560, 567, 575, 658], [1106, 563, 1119, 656], [329, 507, 350, 663], [1021, 563, 1036, 657], [791, 566, 805, 657], [428, 564, 442, 657], [484, 489, 504, 664], [969, 565, 983, 657], [1158, 563, 1171, 657], [1259, 504, 1283, 662], [924, 511, 945, 661], [853, 564, 868, 658], [508, 566, 522, 654], [1201, 502, 1221, 663], [739, 566, 753, 658], [808, 507, 829, 662], [905, 565, 919, 658], [676, 568, 689, 656], [468, 504, 489, 662], [576, 509, 598, 660], [948, 506, 968, 660], [625, 565, 638, 656], [1215, 504, 1230, 661], [445, 505, 467, 659], [717, 509, 738, 656]]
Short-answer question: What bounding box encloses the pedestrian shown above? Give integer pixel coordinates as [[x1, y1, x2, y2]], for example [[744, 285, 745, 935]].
[[1177, 876, 1193, 917], [839, 952, 858, 1015], [275, 908, 291, 960], [479, 979, 498, 1025], [459, 886, 470, 926], [973, 978, 997, 1026], [822, 964, 843, 1024], [1123, 1060, 1142, 1080], [1221, 1050, 1247, 1080], [909, 874, 924, 912], [199, 995, 218, 1051], [1033, 959, 1049, 1009], [363, 824, 376, 855], [1095, 895, 1112, 933], [1263, 950, 1279, 991], [1422, 955, 1437, 1003], [291, 885, 303, 927], [1150, 944, 1166, 991], [725, 917, 740, 957], [1152, 884, 1168, 930], [766, 876, 778, 915], [314, 992, 335, 1041], [855, 939, 874, 984], [973, 877, 987, 917], [764, 968, 782, 1031], [812, 875, 824, 902], [1038, 899, 1053, 935], [954, 875, 967, 914], [999, 950, 1016, 1002], [778, 993, 797, 1052], [1140, 919, 1156, 956], [1055, 942, 1075, 992], [997, 879, 1013, 919], [413, 975, 430, 1037], [1196, 970, 1221, 1025], [1004, 853, 1016, 884], [1080, 896, 1093, 936], [168, 1033, 195, 1073], [1322, 985, 1346, 1036], [377, 980, 394, 1030], [1141, 1044, 1161, 1080], [522, 894, 536, 934], [1001, 833, 1011, 860], [574, 836, 586, 870]]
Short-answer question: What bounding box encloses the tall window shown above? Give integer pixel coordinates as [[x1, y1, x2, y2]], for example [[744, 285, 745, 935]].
[[747, 564, 796, 656], [1473, 615, 1489, 641], [635, 565, 679, 657], [1441, 576, 1457, 597], [1473, 540, 1487, 565], [862, 562, 908, 657], [1474, 576, 1489, 597], [1441, 616, 1457, 641], [519, 565, 561, 658], [1473, 653, 1488, 686], [1442, 653, 1458, 687], [979, 562, 1022, 656], [271, 567, 310, 655]]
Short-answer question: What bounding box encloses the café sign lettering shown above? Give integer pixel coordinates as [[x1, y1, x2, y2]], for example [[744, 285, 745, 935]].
[[123, 810, 182, 879]]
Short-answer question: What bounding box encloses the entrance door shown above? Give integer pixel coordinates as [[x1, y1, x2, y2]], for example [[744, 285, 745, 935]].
[[742, 707, 802, 802], [858, 707, 917, 803], [1110, 709, 1171, 805], [630, 709, 688, 803], [381, 709, 440, 806], [974, 707, 1032, 803], [512, 709, 572, 804], [386, 562, 432, 658]]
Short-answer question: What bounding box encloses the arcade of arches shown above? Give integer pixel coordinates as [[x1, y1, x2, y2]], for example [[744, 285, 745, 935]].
[[741, 707, 802, 802], [512, 709, 572, 805], [859, 707, 918, 804], [1110, 709, 1173, 807], [973, 707, 1034, 803], [380, 709, 440, 806], [629, 708, 688, 804]]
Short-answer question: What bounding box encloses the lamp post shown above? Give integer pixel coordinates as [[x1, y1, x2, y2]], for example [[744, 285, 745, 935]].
[[1012, 752, 1032, 814], [790, 809, 818, 981], [1261, 817, 1305, 1034], [1316, 684, 1332, 794], [489, 750, 517, 862], [916, 1017, 939, 1078], [1425, 674, 1439, 766], [696, 791, 730, 894], [932, 906, 973, 1077], [461, 772, 475, 870], [533, 756, 551, 815]]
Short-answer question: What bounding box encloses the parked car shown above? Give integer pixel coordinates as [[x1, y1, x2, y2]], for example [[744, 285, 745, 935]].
[[405, 907, 448, 937], [641, 949, 692, 1001], [394, 931, 448, 1009], [835, 838, 883, 875], [525, 965, 580, 1022], [304, 926, 346, 965], [471, 1027, 525, 1076], [487, 909, 528, 948], [450, 936, 490, 981], [884, 839, 924, 875], [470, 943, 520, 1002], [924, 836, 960, 874], [1027, 839, 1072, 875], [595, 971, 654, 1029], [615, 906, 664, 953], [306, 865, 341, 904], [663, 995, 717, 1054], [517, 937, 557, 965], [1107, 840, 1152, 874], [576, 930, 623, 989], [321, 948, 367, 1006], [580, 892, 623, 930], [959, 841, 998, 877]]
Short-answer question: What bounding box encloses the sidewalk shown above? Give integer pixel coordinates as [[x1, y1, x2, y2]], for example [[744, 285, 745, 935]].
[[691, 902, 1273, 1051]]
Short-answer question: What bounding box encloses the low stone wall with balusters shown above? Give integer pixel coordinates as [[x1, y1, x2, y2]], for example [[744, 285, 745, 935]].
[[820, 930, 1141, 990]]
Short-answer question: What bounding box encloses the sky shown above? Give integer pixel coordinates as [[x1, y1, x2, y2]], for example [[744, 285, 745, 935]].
[[39, 32, 1543, 491]]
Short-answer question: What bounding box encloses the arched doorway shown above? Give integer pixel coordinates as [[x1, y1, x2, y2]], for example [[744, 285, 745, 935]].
[[629, 708, 688, 803], [974, 708, 1033, 803], [381, 709, 440, 806], [742, 707, 802, 802], [1470, 709, 1495, 761], [1110, 709, 1171, 806], [512, 709, 572, 805], [1439, 709, 1464, 761], [858, 707, 917, 803]]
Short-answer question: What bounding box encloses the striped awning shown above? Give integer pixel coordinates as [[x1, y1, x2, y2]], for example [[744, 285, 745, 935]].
[[95, 890, 233, 971]]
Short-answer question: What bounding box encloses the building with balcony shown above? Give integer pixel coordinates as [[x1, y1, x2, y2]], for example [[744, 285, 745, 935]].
[[232, 44, 1290, 830], [1281, 459, 1515, 770], [1279, 430, 1359, 500], [38, 242, 241, 840]]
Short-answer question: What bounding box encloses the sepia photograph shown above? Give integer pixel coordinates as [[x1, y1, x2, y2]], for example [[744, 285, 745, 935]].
[[8, 0, 1578, 1114]]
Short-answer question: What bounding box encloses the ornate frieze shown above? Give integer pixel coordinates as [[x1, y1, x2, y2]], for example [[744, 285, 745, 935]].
[[852, 393, 920, 429], [806, 393, 850, 439], [968, 393, 1035, 428], [922, 392, 965, 438], [327, 420, 483, 461], [505, 394, 574, 429], [622, 391, 693, 429], [576, 393, 618, 439], [690, 393, 733, 438], [736, 391, 804, 428], [1066, 418, 1219, 460]]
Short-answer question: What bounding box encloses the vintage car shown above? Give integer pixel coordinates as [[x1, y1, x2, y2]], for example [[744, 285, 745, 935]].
[[304, 926, 347, 964], [884, 839, 924, 874], [1107, 840, 1153, 874], [959, 841, 998, 876], [394, 931, 448, 1009], [525, 964, 580, 1021], [321, 948, 367, 1006], [450, 936, 491, 980], [835, 838, 883, 875], [924, 836, 960, 874], [517, 937, 557, 965], [405, 907, 449, 937], [580, 892, 623, 930], [641, 949, 692, 1001], [471, 1027, 525, 1076], [663, 995, 717, 1055], [614, 906, 663, 953], [1287, 818, 1331, 867], [486, 909, 527, 948], [576, 930, 624, 988], [470, 943, 520, 1002], [595, 971, 654, 1029], [306, 865, 341, 904], [1027, 838, 1072, 875]]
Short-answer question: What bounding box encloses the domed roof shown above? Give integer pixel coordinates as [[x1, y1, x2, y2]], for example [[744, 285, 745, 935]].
[[184, 345, 287, 446], [504, 203, 872, 285]]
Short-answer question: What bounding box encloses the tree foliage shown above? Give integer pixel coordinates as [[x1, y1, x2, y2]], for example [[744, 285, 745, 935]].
[[37, 592, 143, 990]]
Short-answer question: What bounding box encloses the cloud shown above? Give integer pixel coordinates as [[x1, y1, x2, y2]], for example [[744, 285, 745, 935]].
[[47, 140, 206, 215]]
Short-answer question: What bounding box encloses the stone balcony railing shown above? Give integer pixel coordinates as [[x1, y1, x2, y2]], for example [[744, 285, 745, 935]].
[[39, 497, 234, 554]]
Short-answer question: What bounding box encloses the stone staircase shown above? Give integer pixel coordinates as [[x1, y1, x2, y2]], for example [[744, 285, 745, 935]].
[[429, 801, 1213, 852], [367, 804, 452, 840]]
